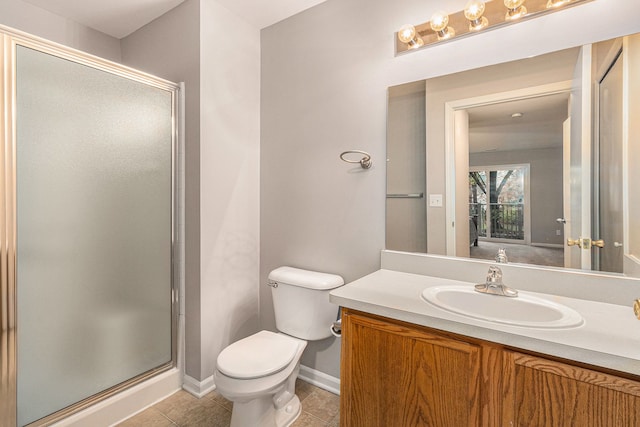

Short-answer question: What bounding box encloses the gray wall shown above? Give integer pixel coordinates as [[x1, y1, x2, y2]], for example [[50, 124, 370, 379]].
[[122, 0, 261, 383], [470, 148, 564, 246], [387, 83, 427, 253], [0, 0, 120, 61], [120, 0, 202, 379], [261, 0, 640, 378], [198, 0, 261, 381]]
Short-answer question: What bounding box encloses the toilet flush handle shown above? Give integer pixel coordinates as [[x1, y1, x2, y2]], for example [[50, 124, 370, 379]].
[[267, 280, 278, 288]]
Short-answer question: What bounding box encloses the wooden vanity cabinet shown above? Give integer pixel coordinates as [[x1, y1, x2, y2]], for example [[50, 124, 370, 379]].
[[504, 352, 640, 426], [340, 308, 640, 427], [340, 309, 494, 427]]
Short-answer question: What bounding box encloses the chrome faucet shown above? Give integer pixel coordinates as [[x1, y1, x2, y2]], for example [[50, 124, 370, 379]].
[[475, 265, 518, 297], [495, 248, 508, 263]]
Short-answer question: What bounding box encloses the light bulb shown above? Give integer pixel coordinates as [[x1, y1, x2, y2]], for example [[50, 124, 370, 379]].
[[397, 24, 424, 49], [464, 0, 488, 31], [504, 0, 527, 20], [464, 0, 485, 21], [398, 24, 416, 44], [430, 11, 449, 32], [430, 11, 455, 40]]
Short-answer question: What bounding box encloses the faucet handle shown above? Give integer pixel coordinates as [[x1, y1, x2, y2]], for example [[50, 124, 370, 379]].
[[476, 265, 518, 297], [486, 265, 503, 284]]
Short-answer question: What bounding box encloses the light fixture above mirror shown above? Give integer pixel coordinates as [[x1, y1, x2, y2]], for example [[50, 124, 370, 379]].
[[396, 0, 592, 54], [464, 0, 489, 31]]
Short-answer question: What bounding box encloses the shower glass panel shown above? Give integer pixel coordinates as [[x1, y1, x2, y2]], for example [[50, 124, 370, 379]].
[[16, 46, 174, 426]]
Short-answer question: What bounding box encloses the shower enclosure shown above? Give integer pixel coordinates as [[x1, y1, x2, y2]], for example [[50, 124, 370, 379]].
[[0, 26, 181, 426]]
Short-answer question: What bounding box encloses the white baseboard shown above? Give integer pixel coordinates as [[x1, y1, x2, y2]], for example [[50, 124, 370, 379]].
[[530, 243, 563, 249], [298, 365, 340, 395], [180, 366, 339, 400], [52, 368, 181, 427], [182, 374, 216, 398]]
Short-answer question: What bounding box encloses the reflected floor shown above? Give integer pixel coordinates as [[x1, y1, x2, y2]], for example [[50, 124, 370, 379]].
[[470, 240, 564, 267], [117, 379, 340, 427]]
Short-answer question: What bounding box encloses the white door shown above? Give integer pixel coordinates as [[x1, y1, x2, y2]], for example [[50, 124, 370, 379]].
[[562, 118, 573, 268], [454, 110, 470, 257], [568, 45, 593, 270], [596, 52, 624, 273]]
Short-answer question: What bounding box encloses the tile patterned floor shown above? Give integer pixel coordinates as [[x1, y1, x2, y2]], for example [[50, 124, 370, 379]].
[[117, 379, 340, 427]]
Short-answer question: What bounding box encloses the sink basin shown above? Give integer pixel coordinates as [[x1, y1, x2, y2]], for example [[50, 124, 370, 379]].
[[421, 286, 584, 329]]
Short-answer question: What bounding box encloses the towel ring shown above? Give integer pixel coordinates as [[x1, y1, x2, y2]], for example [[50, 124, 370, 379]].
[[340, 150, 372, 169]]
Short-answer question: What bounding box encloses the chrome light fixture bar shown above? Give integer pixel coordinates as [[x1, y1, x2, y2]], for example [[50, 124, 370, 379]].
[[396, 0, 592, 54]]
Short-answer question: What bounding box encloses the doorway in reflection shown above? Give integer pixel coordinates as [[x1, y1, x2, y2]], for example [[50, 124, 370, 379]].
[[469, 241, 564, 267], [462, 94, 566, 268]]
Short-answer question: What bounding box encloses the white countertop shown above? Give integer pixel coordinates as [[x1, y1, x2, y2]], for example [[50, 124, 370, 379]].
[[330, 269, 640, 376]]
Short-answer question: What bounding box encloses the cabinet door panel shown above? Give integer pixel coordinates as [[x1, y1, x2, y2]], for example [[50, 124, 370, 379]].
[[341, 311, 481, 427], [506, 352, 640, 426]]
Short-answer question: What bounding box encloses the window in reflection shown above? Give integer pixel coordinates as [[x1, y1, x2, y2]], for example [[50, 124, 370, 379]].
[[470, 166, 526, 241]]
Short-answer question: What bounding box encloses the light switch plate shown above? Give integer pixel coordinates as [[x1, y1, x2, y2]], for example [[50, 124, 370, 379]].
[[429, 194, 443, 207]]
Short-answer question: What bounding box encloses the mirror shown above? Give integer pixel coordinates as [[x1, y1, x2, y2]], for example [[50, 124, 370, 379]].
[[386, 32, 640, 276]]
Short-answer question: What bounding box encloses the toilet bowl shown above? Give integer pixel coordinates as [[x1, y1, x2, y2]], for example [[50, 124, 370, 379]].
[[214, 331, 307, 427], [213, 267, 344, 427]]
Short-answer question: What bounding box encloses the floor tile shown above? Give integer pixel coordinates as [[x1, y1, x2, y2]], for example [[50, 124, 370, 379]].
[[327, 412, 340, 427], [155, 391, 231, 426], [117, 407, 176, 426], [153, 390, 201, 423], [167, 401, 231, 427], [291, 411, 330, 427], [295, 378, 316, 402], [208, 389, 233, 412], [298, 388, 340, 423], [116, 380, 337, 427]]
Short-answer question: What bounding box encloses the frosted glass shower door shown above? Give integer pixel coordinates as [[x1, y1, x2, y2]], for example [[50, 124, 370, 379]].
[[15, 46, 175, 425]]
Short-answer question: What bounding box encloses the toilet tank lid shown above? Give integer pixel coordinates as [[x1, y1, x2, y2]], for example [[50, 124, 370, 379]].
[[268, 266, 344, 290]]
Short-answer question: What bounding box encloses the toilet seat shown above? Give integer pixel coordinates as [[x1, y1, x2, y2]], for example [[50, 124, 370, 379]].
[[216, 331, 301, 379]]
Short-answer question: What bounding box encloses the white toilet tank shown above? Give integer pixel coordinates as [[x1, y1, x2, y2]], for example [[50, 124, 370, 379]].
[[268, 266, 344, 341]]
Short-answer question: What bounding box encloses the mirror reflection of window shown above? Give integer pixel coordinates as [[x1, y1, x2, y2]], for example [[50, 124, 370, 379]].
[[469, 167, 526, 242], [466, 165, 547, 265]]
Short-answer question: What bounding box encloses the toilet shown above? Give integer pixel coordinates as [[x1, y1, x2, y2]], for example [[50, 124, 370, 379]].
[[214, 266, 344, 427]]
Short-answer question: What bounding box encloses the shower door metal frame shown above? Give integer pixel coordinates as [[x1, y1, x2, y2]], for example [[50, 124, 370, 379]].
[[0, 25, 183, 427]]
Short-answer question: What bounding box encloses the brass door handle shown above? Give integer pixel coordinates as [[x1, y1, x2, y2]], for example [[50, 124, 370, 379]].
[[567, 238, 604, 249], [567, 238, 581, 247]]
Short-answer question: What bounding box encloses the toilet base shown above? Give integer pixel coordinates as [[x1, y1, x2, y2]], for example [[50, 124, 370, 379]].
[[275, 394, 301, 427], [230, 394, 301, 427]]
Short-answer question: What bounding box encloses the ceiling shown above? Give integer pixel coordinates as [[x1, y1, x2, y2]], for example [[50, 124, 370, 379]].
[[22, 0, 328, 39], [468, 93, 570, 154], [214, 0, 328, 30]]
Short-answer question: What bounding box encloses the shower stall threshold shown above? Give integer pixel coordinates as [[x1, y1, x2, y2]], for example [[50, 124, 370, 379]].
[[49, 368, 182, 427]]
